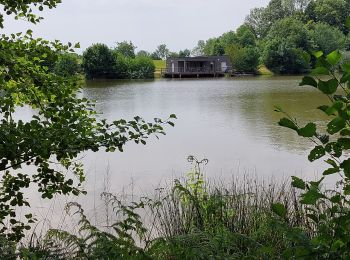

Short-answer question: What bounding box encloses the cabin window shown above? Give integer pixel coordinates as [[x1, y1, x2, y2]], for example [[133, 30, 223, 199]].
[[221, 62, 227, 72]]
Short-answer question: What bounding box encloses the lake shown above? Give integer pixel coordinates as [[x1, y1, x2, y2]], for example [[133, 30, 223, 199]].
[[81, 76, 328, 191], [28, 76, 330, 226]]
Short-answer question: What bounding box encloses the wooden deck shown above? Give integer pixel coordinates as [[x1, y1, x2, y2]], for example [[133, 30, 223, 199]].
[[161, 68, 229, 78]]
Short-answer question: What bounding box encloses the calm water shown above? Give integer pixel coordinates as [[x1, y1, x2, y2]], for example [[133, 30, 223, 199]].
[[28, 76, 331, 225], [81, 76, 328, 191]]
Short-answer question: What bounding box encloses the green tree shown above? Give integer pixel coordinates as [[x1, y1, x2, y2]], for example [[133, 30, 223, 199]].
[[235, 24, 257, 46], [126, 56, 155, 79], [82, 43, 117, 79], [305, 0, 349, 33], [0, 0, 175, 241], [54, 53, 81, 77], [308, 22, 347, 54], [191, 40, 205, 56], [153, 44, 170, 60], [178, 49, 191, 57], [212, 41, 225, 55], [219, 31, 237, 48], [225, 44, 259, 73], [115, 41, 136, 58], [137, 50, 151, 57], [262, 17, 311, 73], [245, 7, 269, 39]]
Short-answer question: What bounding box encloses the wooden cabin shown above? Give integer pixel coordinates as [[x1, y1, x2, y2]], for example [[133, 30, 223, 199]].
[[162, 56, 232, 78]]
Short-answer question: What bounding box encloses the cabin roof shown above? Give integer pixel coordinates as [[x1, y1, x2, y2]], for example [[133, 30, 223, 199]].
[[167, 55, 229, 62]]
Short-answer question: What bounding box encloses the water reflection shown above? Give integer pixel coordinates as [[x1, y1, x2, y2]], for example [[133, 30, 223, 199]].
[[20, 76, 331, 227], [81, 76, 328, 194]]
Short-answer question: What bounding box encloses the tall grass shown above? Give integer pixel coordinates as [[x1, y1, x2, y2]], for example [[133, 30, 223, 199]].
[[4, 156, 319, 259]]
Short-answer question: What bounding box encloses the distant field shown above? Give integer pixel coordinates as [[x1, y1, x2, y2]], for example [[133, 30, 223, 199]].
[[153, 60, 166, 78]]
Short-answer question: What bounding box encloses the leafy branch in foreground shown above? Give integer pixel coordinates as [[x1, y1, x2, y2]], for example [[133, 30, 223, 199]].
[[0, 3, 176, 241], [275, 20, 350, 257]]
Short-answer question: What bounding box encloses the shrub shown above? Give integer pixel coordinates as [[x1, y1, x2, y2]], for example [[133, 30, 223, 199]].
[[54, 53, 81, 77], [126, 56, 155, 79], [275, 35, 350, 257], [82, 43, 117, 79], [225, 44, 259, 73]]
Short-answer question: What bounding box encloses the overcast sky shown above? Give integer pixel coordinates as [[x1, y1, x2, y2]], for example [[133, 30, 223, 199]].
[[2, 0, 269, 53]]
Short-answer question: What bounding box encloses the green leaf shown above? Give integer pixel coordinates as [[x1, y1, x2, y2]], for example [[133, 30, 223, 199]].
[[298, 123, 316, 137], [308, 146, 325, 162], [271, 203, 287, 218], [318, 79, 338, 94], [312, 51, 323, 58], [278, 118, 298, 131], [325, 159, 338, 168], [299, 76, 317, 88], [342, 61, 350, 73], [323, 167, 339, 176], [169, 114, 177, 119], [326, 50, 341, 66], [332, 240, 345, 251], [311, 66, 329, 75], [300, 189, 325, 205], [338, 138, 350, 149], [291, 176, 306, 190], [302, 51, 311, 64], [327, 117, 346, 134], [346, 17, 350, 29], [340, 159, 350, 177], [324, 101, 343, 116], [340, 129, 350, 136], [344, 185, 350, 195], [340, 73, 350, 83]]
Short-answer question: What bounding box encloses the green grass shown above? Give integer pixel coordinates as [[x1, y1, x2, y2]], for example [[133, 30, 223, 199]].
[[153, 60, 166, 78], [258, 64, 274, 75]]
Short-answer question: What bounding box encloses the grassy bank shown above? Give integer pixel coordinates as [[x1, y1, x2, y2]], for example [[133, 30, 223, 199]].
[[153, 60, 166, 78]]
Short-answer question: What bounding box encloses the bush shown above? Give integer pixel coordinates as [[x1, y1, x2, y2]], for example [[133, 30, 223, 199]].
[[82, 43, 117, 79], [262, 39, 310, 74], [226, 44, 259, 73], [308, 22, 347, 55], [54, 53, 81, 77], [262, 17, 311, 74], [275, 46, 350, 258], [126, 56, 155, 79]]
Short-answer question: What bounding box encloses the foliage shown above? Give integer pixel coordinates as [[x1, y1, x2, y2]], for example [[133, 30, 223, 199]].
[[13, 157, 312, 259], [137, 50, 151, 57], [0, 3, 176, 242], [54, 52, 81, 77], [235, 24, 257, 47], [152, 44, 170, 60], [225, 44, 259, 73], [115, 41, 136, 58], [82, 43, 156, 79], [275, 26, 350, 256], [178, 49, 191, 57], [305, 0, 350, 34], [82, 43, 117, 79], [0, 0, 62, 28], [126, 56, 155, 79], [262, 17, 311, 73], [308, 22, 348, 55], [262, 38, 310, 74], [191, 40, 206, 56]]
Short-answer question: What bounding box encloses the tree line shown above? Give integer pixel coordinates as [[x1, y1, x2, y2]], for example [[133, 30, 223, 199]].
[[193, 0, 350, 74], [55, 0, 350, 79]]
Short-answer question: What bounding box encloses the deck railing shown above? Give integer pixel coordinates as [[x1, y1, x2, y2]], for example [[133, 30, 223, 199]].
[[161, 67, 231, 74]]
